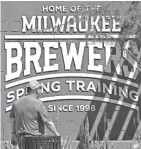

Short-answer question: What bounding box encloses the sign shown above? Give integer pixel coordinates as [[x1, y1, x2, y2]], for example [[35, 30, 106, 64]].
[[1, 1, 141, 148]]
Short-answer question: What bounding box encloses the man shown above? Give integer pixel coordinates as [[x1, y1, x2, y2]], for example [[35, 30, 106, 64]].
[[9, 80, 60, 149]]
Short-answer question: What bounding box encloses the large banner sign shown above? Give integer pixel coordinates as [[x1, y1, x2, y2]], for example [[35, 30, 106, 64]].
[[1, 1, 141, 148]]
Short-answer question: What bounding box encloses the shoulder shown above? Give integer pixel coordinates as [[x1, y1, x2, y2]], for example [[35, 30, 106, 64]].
[[37, 99, 45, 106], [34, 99, 45, 107], [14, 96, 26, 105]]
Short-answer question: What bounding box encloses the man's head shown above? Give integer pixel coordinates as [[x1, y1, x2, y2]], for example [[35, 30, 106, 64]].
[[27, 80, 42, 98]]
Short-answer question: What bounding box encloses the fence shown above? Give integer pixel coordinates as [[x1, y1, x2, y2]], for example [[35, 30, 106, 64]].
[[22, 135, 61, 149]]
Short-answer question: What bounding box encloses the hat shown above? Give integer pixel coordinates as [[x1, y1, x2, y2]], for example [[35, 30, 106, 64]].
[[27, 80, 41, 90]]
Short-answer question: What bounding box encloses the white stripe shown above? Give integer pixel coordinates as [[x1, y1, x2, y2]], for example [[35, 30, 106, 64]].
[[5, 73, 138, 89], [131, 104, 137, 109], [118, 107, 135, 140], [116, 59, 140, 140], [41, 95, 94, 101], [5, 106, 12, 112], [117, 101, 123, 105], [118, 85, 141, 140], [112, 77, 118, 82], [103, 98, 109, 102], [128, 62, 138, 79], [126, 80, 131, 86], [6, 95, 138, 112], [104, 59, 139, 140], [5, 34, 136, 40]]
